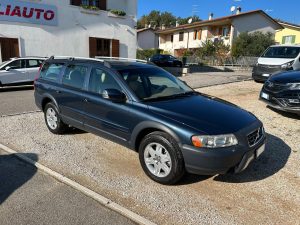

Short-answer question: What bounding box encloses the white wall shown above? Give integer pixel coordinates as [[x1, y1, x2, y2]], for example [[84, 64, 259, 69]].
[[232, 13, 278, 37], [137, 30, 158, 49], [0, 0, 137, 59]]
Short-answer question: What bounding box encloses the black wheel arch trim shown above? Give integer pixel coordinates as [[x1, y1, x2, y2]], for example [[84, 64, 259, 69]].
[[130, 121, 182, 151], [41, 94, 60, 112]]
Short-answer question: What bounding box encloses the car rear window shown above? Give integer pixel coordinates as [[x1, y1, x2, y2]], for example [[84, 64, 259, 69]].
[[40, 62, 64, 82]]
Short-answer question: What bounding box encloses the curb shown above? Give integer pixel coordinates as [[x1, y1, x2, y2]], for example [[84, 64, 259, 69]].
[[0, 143, 157, 225], [0, 110, 41, 118]]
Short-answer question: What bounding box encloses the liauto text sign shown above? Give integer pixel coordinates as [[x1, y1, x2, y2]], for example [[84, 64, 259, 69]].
[[0, 0, 58, 26]]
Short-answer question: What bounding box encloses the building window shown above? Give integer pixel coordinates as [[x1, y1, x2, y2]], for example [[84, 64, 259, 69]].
[[171, 35, 174, 43], [222, 27, 229, 37], [70, 0, 106, 10], [282, 35, 296, 44], [89, 37, 113, 58], [179, 32, 184, 42]]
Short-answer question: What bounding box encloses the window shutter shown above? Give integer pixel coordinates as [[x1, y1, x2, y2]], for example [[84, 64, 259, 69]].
[[111, 39, 120, 57], [292, 35, 296, 44], [89, 37, 97, 58], [71, 0, 81, 6], [99, 0, 107, 10], [198, 29, 202, 40], [193, 31, 197, 40], [218, 27, 222, 36]]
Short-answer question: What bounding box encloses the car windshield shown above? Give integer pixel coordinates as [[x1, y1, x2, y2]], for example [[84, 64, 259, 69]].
[[117, 67, 193, 101], [0, 60, 9, 68], [262, 47, 300, 59]]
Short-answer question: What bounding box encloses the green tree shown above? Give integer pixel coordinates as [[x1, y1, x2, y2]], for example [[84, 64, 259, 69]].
[[177, 15, 201, 25], [232, 32, 275, 57], [137, 11, 201, 29]]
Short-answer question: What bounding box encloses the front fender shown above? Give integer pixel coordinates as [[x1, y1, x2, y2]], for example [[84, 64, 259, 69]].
[[130, 120, 182, 150]]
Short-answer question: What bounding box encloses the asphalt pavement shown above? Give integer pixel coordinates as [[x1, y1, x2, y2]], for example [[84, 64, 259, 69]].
[[0, 86, 38, 116], [0, 149, 136, 225]]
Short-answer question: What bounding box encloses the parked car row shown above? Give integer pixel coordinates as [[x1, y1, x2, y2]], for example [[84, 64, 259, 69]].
[[252, 45, 300, 115]]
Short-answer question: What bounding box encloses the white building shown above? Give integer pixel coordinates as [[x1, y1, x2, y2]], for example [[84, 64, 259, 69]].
[[0, 0, 137, 62], [137, 28, 159, 50]]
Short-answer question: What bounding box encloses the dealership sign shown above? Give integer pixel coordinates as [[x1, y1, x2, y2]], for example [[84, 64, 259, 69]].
[[0, 0, 58, 26]]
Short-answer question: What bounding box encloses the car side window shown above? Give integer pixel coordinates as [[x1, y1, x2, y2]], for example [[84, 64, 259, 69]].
[[88, 68, 121, 95], [6, 60, 25, 69], [27, 59, 43, 68], [40, 62, 64, 82], [62, 64, 88, 89]]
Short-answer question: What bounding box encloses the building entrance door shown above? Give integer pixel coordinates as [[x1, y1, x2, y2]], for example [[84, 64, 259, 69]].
[[0, 38, 20, 62]]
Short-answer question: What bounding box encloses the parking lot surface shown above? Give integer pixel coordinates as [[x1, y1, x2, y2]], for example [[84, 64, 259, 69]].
[[0, 81, 299, 225], [181, 71, 252, 88], [0, 149, 136, 225], [0, 86, 38, 116]]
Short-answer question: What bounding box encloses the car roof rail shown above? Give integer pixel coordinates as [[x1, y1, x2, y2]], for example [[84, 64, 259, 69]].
[[95, 56, 148, 64], [47, 56, 111, 68]]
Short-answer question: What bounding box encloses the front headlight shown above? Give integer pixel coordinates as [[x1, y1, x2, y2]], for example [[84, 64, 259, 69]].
[[192, 134, 238, 148], [287, 83, 300, 90], [281, 61, 294, 69]]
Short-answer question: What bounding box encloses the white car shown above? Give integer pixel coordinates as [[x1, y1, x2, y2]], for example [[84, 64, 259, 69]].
[[0, 57, 45, 87], [252, 45, 300, 82]]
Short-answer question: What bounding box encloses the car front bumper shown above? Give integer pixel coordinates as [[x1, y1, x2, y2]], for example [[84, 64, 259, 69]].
[[259, 88, 300, 114], [181, 122, 266, 175], [252, 65, 288, 82]]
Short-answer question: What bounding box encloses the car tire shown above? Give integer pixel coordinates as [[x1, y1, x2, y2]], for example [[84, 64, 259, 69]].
[[44, 102, 68, 134], [139, 131, 185, 185]]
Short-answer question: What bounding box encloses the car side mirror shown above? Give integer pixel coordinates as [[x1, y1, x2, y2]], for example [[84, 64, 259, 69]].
[[103, 89, 126, 103], [5, 66, 11, 71]]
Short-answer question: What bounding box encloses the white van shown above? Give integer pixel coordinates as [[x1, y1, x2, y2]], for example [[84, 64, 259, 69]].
[[252, 45, 300, 82]]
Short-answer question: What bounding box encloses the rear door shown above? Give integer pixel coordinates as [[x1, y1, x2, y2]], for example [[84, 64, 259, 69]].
[[0, 59, 27, 85], [56, 63, 89, 129], [25, 59, 44, 81]]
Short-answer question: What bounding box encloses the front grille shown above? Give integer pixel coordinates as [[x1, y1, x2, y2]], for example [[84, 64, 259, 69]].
[[264, 81, 288, 92], [257, 64, 282, 74], [247, 127, 264, 147]]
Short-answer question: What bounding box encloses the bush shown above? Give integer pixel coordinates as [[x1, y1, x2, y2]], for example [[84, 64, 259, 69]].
[[232, 32, 275, 57], [137, 49, 162, 60], [110, 9, 126, 16]]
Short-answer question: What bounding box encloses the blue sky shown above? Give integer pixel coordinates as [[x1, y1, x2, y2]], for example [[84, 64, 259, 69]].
[[138, 0, 300, 24]]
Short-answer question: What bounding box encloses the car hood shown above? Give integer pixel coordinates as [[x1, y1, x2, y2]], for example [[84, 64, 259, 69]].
[[269, 71, 300, 83], [258, 57, 294, 66], [147, 94, 257, 135]]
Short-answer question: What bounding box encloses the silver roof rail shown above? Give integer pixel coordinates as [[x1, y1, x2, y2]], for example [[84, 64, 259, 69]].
[[95, 56, 148, 63], [48, 56, 105, 62]]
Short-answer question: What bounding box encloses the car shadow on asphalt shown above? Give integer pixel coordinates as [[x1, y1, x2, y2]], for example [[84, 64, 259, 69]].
[[267, 106, 300, 120], [214, 133, 291, 183], [0, 85, 34, 93], [0, 153, 38, 204]]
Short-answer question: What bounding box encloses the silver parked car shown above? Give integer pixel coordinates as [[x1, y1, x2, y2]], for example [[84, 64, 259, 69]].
[[0, 57, 45, 87]]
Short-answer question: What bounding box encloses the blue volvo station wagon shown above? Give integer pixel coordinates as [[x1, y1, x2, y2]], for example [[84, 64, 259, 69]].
[[34, 56, 266, 184]]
